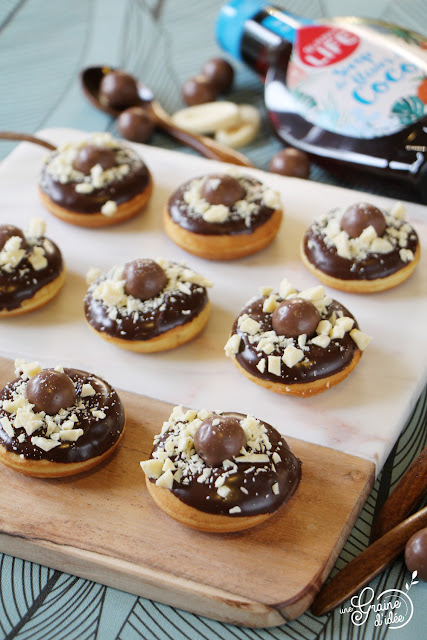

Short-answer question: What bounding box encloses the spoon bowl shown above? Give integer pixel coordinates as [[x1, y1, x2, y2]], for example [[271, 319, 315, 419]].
[[80, 65, 255, 167]]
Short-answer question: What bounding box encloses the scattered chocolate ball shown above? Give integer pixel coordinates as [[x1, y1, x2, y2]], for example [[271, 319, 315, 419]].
[[272, 298, 320, 338], [117, 107, 155, 143], [201, 174, 245, 207], [26, 370, 76, 415], [99, 70, 140, 109], [340, 203, 387, 239], [182, 75, 218, 106], [269, 148, 310, 179], [405, 527, 427, 582], [194, 414, 246, 466], [73, 145, 116, 174], [0, 225, 27, 251], [202, 58, 234, 93], [123, 259, 167, 301]]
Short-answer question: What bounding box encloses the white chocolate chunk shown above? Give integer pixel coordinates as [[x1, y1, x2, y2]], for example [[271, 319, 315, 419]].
[[263, 294, 279, 313], [239, 317, 261, 335], [91, 409, 106, 419], [316, 320, 332, 335], [279, 278, 295, 299], [350, 329, 371, 351], [81, 384, 95, 397], [256, 359, 266, 373], [282, 345, 304, 368], [333, 232, 351, 259], [140, 458, 164, 479], [262, 188, 281, 210], [28, 246, 48, 271], [391, 202, 406, 219], [335, 316, 354, 332], [260, 286, 273, 296], [235, 453, 269, 463], [162, 457, 176, 472], [86, 266, 102, 285], [217, 485, 230, 498], [310, 335, 331, 348], [0, 236, 26, 270], [14, 409, 43, 436], [224, 334, 241, 357], [2, 396, 27, 413], [27, 217, 46, 238], [202, 204, 229, 223], [370, 237, 393, 254], [399, 248, 414, 262], [59, 428, 84, 441], [329, 325, 345, 339], [267, 355, 281, 376], [75, 182, 95, 194], [229, 506, 241, 514], [155, 469, 174, 489], [298, 285, 325, 301], [272, 452, 281, 464], [272, 482, 280, 495], [31, 436, 61, 452], [0, 416, 14, 437], [93, 279, 126, 307], [15, 360, 42, 379], [359, 225, 377, 245]]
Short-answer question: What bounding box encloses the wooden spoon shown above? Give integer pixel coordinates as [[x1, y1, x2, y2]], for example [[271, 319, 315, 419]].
[[80, 66, 255, 168], [0, 131, 56, 151], [371, 447, 427, 542], [311, 505, 427, 616]]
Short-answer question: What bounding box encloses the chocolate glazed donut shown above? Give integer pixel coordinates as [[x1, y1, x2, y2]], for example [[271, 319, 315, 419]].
[[0, 238, 63, 311], [0, 369, 125, 463]]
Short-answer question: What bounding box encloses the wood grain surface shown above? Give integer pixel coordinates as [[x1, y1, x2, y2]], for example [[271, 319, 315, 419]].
[[0, 357, 375, 627]]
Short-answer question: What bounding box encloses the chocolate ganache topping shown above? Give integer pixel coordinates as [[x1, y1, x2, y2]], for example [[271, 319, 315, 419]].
[[167, 173, 281, 236], [84, 259, 212, 341], [141, 406, 301, 517], [303, 201, 418, 281], [225, 279, 370, 385], [40, 133, 150, 214], [0, 219, 63, 311], [0, 361, 125, 463]]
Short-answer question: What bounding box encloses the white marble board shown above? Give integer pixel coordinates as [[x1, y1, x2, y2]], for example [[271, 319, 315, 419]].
[[0, 128, 426, 472]]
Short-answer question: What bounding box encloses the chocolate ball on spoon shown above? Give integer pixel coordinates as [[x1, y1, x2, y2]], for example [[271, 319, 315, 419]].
[[26, 370, 76, 415], [340, 203, 387, 239], [272, 298, 320, 338], [73, 145, 116, 174], [194, 414, 246, 466], [201, 174, 245, 207], [123, 259, 167, 301], [99, 70, 140, 109], [0, 225, 27, 251]]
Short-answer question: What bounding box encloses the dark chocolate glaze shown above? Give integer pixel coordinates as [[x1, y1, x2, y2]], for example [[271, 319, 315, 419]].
[[233, 297, 359, 385], [167, 175, 276, 236], [0, 238, 63, 311], [84, 278, 208, 341], [150, 412, 301, 517], [40, 148, 150, 214], [0, 369, 125, 463], [303, 225, 419, 281]]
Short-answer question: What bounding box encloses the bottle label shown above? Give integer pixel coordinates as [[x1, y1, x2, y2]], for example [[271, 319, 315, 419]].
[[282, 24, 426, 139]]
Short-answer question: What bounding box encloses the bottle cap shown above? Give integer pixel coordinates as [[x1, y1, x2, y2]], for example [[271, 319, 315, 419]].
[[216, 0, 264, 60]]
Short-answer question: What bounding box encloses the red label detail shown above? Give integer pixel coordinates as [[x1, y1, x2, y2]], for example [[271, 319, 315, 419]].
[[297, 26, 360, 68]]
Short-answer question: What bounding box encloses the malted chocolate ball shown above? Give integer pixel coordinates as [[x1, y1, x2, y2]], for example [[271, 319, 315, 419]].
[[0, 225, 27, 251], [99, 70, 140, 109], [117, 107, 155, 143], [26, 370, 76, 415], [201, 174, 245, 207], [405, 528, 427, 582], [340, 203, 387, 239], [202, 58, 234, 93], [194, 414, 246, 466], [73, 145, 116, 174], [123, 259, 167, 301], [182, 75, 218, 106], [269, 148, 310, 179], [272, 298, 320, 338]]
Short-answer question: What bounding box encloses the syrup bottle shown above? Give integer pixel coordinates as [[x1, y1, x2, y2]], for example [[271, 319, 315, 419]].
[[216, 0, 427, 202]]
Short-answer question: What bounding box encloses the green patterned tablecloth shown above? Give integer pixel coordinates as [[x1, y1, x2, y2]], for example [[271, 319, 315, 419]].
[[0, 1, 426, 639]]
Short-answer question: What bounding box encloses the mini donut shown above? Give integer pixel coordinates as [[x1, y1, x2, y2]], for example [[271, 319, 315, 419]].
[[140, 406, 301, 532], [0, 219, 65, 316], [301, 201, 420, 293], [164, 172, 283, 260], [225, 279, 370, 397], [39, 132, 153, 227], [84, 258, 212, 352], [0, 360, 125, 477]]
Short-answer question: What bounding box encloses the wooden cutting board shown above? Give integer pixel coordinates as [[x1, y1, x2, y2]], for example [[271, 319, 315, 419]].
[[0, 356, 374, 628]]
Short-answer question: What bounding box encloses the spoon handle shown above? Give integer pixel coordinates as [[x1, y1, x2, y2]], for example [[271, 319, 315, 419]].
[[311, 505, 427, 616], [0, 132, 56, 151], [149, 101, 255, 168], [371, 447, 427, 542]]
